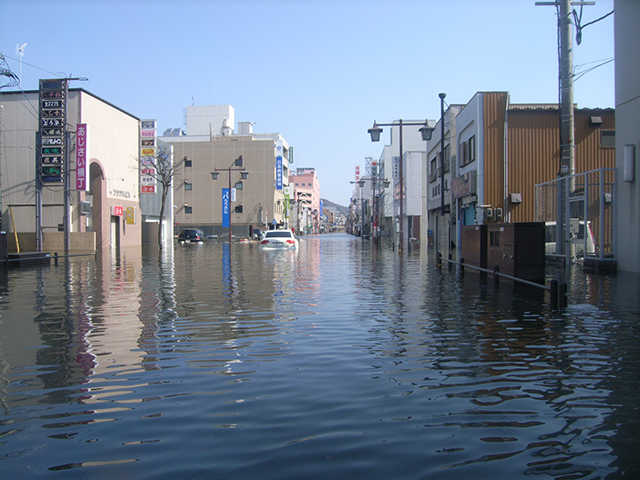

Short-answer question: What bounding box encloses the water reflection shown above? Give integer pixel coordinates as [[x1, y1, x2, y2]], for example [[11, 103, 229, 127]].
[[0, 235, 638, 478]]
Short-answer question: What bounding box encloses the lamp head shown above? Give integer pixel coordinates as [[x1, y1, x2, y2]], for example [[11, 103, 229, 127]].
[[211, 171, 219, 180], [241, 171, 249, 180], [368, 124, 382, 142], [419, 125, 435, 141]]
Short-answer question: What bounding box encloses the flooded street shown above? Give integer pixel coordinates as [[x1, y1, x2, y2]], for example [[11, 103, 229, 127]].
[[1, 233, 639, 479]]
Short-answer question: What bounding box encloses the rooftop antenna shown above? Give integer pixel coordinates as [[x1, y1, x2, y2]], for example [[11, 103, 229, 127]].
[[15, 43, 26, 84]]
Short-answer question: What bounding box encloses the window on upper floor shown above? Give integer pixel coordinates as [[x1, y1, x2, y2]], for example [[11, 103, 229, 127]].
[[184, 156, 192, 167], [600, 130, 615, 148], [459, 135, 476, 167], [185, 181, 192, 191], [185, 206, 192, 214]]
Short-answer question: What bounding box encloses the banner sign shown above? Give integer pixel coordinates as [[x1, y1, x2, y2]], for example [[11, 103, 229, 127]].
[[275, 140, 283, 190], [276, 156, 283, 190], [222, 188, 230, 228], [75, 124, 88, 191]]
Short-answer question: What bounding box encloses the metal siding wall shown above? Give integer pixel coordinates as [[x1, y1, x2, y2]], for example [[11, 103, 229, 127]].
[[482, 93, 507, 210], [507, 109, 615, 223], [508, 110, 560, 222]]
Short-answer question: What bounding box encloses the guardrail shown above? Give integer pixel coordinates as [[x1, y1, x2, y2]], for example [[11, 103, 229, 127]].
[[436, 251, 567, 309]]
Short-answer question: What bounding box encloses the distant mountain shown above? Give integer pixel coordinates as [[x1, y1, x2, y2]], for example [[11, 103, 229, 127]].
[[321, 198, 349, 216]]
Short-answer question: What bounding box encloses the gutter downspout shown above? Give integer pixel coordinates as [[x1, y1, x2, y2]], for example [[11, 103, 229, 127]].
[[504, 93, 510, 222]]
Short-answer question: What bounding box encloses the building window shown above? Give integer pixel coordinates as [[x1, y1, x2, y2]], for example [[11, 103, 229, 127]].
[[185, 206, 192, 214], [185, 181, 192, 191], [184, 156, 192, 167], [600, 130, 615, 148], [459, 135, 476, 167]]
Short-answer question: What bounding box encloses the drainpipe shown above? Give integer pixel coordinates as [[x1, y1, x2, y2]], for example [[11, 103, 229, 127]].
[[503, 93, 510, 222]]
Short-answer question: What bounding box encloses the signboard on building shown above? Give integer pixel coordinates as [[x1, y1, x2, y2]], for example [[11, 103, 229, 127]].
[[140, 119, 157, 194], [452, 170, 477, 199], [126, 206, 136, 224], [112, 206, 124, 216], [76, 124, 88, 191], [39, 79, 67, 183]]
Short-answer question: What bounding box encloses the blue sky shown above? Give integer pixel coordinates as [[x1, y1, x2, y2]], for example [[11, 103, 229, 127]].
[[1, 0, 615, 206]]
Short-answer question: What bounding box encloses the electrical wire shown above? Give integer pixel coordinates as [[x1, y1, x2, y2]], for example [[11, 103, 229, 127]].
[[573, 7, 614, 45]]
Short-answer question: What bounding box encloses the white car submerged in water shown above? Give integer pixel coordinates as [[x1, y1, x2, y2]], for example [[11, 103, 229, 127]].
[[259, 230, 299, 250]]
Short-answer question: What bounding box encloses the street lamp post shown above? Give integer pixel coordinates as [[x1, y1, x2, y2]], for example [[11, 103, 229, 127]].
[[350, 180, 365, 238], [368, 119, 433, 251], [438, 93, 446, 216], [211, 155, 248, 243]]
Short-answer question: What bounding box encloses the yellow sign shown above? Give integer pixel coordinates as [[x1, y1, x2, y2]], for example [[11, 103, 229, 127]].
[[126, 206, 136, 224]]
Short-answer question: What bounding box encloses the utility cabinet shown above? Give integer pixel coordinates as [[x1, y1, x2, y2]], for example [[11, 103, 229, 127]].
[[487, 222, 545, 282], [461, 225, 487, 269]]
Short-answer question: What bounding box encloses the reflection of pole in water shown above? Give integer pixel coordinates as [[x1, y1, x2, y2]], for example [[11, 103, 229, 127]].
[[222, 243, 235, 299]]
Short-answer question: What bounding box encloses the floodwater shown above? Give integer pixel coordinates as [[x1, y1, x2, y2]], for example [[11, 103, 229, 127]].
[[1, 233, 639, 479]]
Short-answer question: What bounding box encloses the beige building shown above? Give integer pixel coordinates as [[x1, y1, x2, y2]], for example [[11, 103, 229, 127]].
[[1, 87, 142, 253], [162, 107, 291, 238]]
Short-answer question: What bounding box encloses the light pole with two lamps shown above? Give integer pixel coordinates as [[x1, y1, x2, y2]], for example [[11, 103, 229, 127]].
[[211, 155, 249, 243], [350, 179, 366, 238], [370, 165, 390, 243], [368, 120, 434, 251]]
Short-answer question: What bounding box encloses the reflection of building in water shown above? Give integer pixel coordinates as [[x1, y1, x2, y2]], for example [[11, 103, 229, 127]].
[[79, 249, 148, 404]]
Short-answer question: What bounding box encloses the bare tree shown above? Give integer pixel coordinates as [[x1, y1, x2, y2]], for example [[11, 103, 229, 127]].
[[142, 144, 174, 248]]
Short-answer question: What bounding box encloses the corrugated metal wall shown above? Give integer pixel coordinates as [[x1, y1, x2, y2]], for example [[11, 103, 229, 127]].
[[489, 104, 615, 223], [482, 92, 508, 211]]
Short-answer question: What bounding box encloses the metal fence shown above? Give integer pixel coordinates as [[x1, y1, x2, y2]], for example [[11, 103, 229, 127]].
[[535, 168, 616, 263]]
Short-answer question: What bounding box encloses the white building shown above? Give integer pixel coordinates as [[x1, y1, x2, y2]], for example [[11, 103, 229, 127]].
[[1, 87, 143, 252], [615, 0, 640, 272]]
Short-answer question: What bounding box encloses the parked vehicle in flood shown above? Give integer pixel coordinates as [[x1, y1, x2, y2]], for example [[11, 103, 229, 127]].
[[178, 229, 206, 243], [259, 230, 299, 250]]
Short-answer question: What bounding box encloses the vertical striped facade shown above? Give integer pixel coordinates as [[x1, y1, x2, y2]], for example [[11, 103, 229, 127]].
[[479, 92, 615, 223]]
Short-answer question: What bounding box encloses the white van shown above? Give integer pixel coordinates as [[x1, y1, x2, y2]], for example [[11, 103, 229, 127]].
[[545, 219, 596, 256]]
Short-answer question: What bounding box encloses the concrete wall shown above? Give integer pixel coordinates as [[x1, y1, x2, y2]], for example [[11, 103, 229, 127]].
[[6, 232, 95, 254]]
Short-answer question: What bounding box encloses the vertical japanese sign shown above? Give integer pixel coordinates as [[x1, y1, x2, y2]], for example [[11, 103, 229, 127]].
[[140, 119, 157, 194], [355, 165, 361, 182], [39, 79, 67, 183], [222, 188, 230, 228], [275, 140, 283, 190], [75, 124, 88, 191]]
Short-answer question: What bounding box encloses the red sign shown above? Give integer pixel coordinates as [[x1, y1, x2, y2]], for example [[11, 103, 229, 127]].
[[141, 185, 155, 194], [113, 206, 124, 216], [76, 124, 88, 191]]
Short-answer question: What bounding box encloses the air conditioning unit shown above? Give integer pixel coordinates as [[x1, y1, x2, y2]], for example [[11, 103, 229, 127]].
[[484, 208, 493, 222], [80, 201, 91, 215]]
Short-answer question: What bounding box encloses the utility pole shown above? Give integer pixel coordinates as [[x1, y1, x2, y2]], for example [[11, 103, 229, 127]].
[[536, 1, 594, 259]]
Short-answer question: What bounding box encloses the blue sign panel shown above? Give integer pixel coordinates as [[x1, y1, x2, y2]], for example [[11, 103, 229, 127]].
[[276, 156, 283, 190], [222, 188, 230, 228]]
